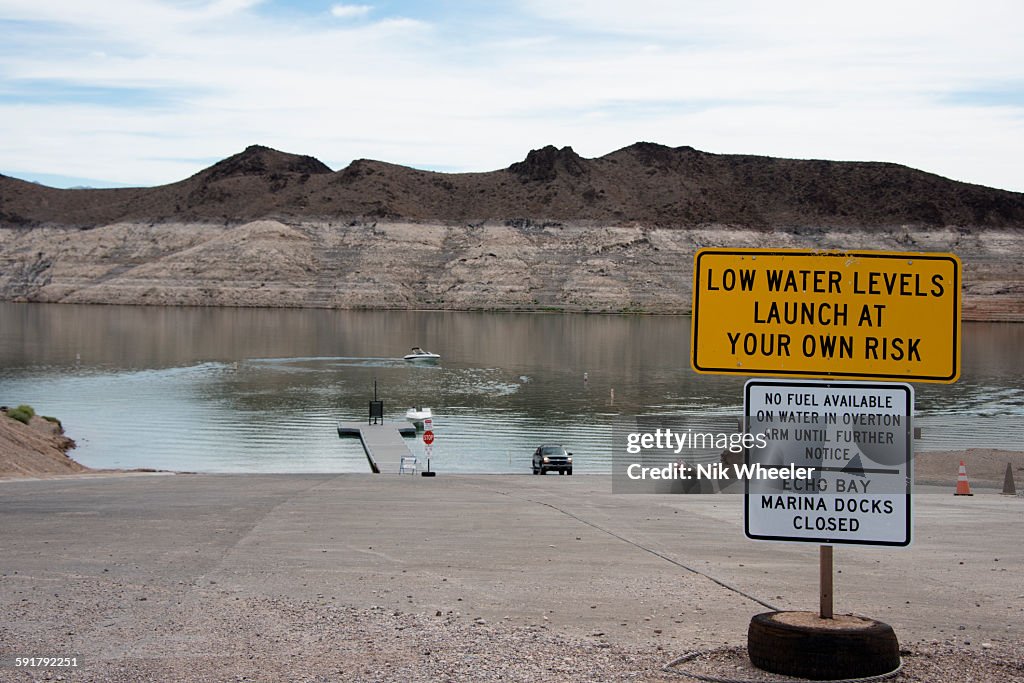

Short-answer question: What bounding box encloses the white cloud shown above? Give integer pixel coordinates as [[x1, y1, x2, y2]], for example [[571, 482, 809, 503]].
[[330, 3, 372, 20], [0, 0, 1021, 191]]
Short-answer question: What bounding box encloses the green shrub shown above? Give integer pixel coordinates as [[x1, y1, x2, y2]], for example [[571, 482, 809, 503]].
[[42, 415, 62, 429], [7, 404, 35, 424], [5, 410, 31, 425]]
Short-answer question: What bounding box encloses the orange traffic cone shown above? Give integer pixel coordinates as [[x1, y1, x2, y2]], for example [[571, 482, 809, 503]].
[[954, 460, 973, 496]]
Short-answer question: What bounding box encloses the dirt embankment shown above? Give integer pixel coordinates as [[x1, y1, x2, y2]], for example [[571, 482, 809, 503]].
[[0, 410, 87, 478]]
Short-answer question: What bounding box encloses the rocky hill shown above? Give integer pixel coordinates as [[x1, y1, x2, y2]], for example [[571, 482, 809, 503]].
[[1, 143, 1023, 318], [2, 143, 1024, 228]]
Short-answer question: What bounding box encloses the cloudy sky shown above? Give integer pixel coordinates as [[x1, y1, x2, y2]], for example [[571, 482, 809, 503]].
[[1, 0, 1022, 191]]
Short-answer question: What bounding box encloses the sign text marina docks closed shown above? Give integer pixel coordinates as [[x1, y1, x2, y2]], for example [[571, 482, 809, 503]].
[[691, 249, 961, 383], [744, 379, 914, 547]]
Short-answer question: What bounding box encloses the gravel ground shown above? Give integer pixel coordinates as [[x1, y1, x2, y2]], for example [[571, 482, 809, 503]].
[[1, 593, 1021, 682], [1, 473, 1020, 682]]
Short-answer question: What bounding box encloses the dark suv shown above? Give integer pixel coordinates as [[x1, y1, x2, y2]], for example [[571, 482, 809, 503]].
[[532, 445, 573, 475]]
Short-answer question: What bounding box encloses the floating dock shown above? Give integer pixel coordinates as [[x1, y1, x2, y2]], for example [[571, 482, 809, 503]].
[[337, 422, 417, 473]]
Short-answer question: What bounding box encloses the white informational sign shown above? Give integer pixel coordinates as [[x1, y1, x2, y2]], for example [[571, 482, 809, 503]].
[[744, 379, 913, 547]]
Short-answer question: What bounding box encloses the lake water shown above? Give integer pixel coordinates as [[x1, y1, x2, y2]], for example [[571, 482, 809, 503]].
[[0, 303, 1021, 473]]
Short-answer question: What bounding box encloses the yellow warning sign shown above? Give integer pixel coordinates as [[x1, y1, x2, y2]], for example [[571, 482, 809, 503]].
[[691, 249, 961, 383]]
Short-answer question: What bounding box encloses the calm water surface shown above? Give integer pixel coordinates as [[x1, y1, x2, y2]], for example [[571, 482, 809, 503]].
[[0, 304, 1021, 473]]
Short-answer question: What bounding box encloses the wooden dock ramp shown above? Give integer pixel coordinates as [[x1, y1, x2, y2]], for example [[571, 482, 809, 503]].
[[337, 422, 417, 473]]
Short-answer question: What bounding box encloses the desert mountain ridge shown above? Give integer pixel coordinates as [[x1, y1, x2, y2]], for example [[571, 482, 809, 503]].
[[3, 142, 1023, 320], [3, 142, 1024, 229]]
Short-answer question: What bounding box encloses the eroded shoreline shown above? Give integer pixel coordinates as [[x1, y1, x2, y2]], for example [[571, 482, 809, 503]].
[[2, 221, 1022, 320]]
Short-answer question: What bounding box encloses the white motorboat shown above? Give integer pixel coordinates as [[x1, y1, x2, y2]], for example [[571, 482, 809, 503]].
[[403, 347, 440, 362], [405, 406, 432, 429]]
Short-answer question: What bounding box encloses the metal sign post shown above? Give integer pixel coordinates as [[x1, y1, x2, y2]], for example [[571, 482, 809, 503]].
[[422, 428, 436, 477]]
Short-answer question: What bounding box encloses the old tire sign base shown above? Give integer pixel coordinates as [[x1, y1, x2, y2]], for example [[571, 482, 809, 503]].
[[747, 611, 900, 680], [740, 379, 909, 678]]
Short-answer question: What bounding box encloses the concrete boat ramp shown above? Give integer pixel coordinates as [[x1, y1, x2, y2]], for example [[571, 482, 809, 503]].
[[337, 421, 417, 473]]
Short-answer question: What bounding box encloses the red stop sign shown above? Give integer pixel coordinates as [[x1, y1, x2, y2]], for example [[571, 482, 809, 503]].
[[423, 430, 434, 445]]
